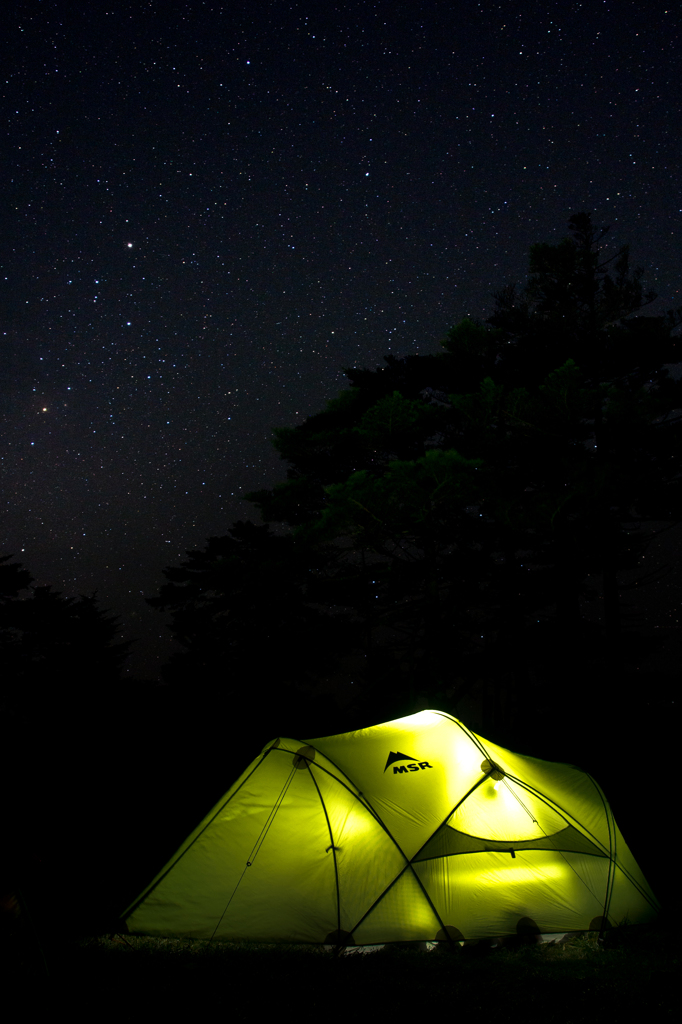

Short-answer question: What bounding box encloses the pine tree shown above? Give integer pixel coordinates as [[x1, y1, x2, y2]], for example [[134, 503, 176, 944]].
[[154, 215, 681, 734]]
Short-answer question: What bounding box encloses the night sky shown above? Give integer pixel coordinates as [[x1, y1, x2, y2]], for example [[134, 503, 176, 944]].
[[2, 1, 680, 680]]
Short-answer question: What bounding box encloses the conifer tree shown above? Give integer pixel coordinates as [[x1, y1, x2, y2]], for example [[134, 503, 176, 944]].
[[154, 215, 681, 733]]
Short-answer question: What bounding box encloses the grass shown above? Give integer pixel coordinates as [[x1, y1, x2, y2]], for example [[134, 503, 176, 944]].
[[5, 916, 677, 1020]]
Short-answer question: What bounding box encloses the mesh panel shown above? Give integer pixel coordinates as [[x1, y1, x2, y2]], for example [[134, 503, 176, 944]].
[[414, 823, 607, 861]]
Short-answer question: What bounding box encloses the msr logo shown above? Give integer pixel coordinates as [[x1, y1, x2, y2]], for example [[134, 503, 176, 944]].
[[384, 751, 433, 774], [393, 762, 433, 774]]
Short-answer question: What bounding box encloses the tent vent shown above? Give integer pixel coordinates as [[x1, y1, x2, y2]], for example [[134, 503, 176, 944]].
[[481, 759, 505, 781], [293, 746, 316, 769]]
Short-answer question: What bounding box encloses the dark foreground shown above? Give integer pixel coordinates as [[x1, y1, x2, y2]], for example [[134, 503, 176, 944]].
[[3, 914, 677, 1021]]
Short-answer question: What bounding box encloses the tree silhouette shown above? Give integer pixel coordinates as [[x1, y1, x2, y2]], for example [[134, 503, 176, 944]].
[[0, 556, 130, 743], [148, 521, 353, 738], [153, 214, 681, 738], [1, 557, 132, 936]]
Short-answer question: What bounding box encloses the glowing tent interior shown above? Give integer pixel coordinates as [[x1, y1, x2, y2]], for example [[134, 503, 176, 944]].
[[120, 710, 659, 945]]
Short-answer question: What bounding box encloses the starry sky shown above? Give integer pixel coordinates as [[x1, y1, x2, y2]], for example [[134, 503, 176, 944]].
[[2, 0, 680, 679]]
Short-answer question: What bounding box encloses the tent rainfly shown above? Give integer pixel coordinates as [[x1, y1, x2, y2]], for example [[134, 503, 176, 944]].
[[121, 711, 659, 945]]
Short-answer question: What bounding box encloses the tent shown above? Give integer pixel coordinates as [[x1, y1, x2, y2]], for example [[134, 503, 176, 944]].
[[121, 710, 659, 945]]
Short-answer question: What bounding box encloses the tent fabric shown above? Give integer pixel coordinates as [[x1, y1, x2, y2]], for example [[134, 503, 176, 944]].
[[121, 710, 659, 944]]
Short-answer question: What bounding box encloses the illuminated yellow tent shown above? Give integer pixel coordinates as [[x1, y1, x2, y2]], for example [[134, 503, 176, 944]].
[[121, 710, 659, 945]]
